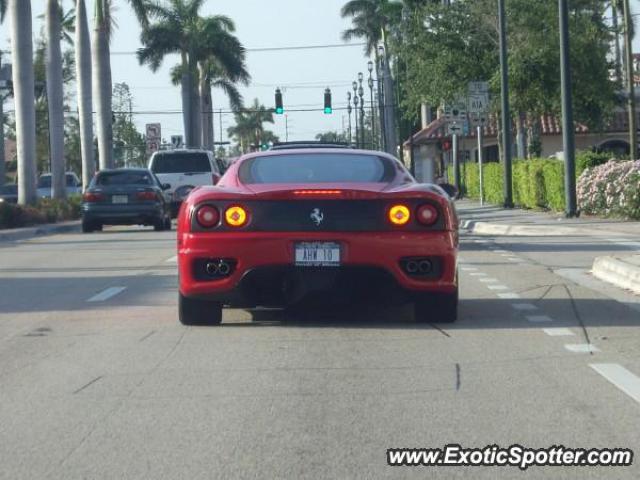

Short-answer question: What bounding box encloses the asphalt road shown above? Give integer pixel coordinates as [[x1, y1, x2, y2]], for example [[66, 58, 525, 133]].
[[1, 223, 639, 479]]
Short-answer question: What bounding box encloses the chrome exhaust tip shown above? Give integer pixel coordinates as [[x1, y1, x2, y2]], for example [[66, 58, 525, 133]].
[[418, 260, 433, 274], [405, 261, 419, 274], [205, 262, 220, 276], [217, 260, 231, 276]]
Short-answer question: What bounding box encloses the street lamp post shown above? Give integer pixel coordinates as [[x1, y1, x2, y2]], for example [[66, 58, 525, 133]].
[[559, 0, 577, 217], [378, 46, 397, 156], [368, 61, 376, 150], [353, 81, 359, 148], [347, 92, 353, 146], [358, 73, 365, 148], [498, 0, 513, 208], [622, 0, 637, 159]]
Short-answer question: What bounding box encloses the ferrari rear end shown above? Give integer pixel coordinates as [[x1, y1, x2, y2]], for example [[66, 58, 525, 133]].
[[177, 149, 458, 325]]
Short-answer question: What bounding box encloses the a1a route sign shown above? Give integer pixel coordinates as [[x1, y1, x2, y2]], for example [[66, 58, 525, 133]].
[[467, 81, 489, 114]]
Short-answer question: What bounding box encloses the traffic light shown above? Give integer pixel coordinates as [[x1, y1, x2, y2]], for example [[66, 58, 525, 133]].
[[275, 88, 284, 114], [324, 88, 332, 114]]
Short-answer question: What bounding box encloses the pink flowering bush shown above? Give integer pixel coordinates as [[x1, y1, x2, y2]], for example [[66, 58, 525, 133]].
[[577, 160, 640, 219]]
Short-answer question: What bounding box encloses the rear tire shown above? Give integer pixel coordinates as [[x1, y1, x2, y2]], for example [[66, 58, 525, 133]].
[[179, 293, 223, 326], [81, 220, 93, 233], [414, 287, 458, 324], [154, 217, 165, 231]]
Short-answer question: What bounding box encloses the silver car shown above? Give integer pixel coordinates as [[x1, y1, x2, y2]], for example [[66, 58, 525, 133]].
[[37, 172, 83, 198]]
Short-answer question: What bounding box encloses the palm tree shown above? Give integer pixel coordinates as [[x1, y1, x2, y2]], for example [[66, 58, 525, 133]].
[[46, 0, 66, 199], [227, 99, 274, 153], [93, 0, 148, 170], [0, 0, 7, 185], [138, 2, 248, 148], [76, 0, 94, 190], [341, 0, 402, 56], [9, 0, 38, 204]]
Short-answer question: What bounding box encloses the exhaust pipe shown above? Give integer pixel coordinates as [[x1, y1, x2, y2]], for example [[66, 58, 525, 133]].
[[205, 262, 219, 276], [218, 260, 231, 276], [405, 261, 419, 274], [418, 260, 433, 274]]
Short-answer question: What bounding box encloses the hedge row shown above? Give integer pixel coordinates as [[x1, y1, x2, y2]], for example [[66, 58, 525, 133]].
[[0, 196, 82, 230], [577, 160, 640, 219]]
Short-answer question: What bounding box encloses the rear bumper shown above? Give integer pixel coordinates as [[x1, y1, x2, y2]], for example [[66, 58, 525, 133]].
[[178, 231, 457, 306], [82, 203, 164, 225]]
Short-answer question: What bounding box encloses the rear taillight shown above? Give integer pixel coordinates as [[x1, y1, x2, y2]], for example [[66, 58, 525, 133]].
[[136, 191, 158, 201], [224, 206, 248, 227], [82, 192, 104, 202], [388, 204, 411, 226], [416, 204, 439, 226], [196, 205, 220, 228]]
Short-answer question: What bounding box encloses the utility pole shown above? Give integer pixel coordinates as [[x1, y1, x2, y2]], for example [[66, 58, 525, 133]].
[[0, 52, 6, 186], [379, 46, 398, 156], [559, 0, 577, 217], [498, 0, 513, 208], [622, 0, 637, 159], [285, 114, 289, 142]]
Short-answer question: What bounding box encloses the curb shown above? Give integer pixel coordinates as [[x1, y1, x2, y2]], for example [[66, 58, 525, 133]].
[[592, 255, 640, 295], [0, 221, 81, 243], [462, 220, 581, 237]]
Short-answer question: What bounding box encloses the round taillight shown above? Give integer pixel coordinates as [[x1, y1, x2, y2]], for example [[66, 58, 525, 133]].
[[416, 204, 439, 226], [225, 206, 248, 227], [196, 206, 220, 228], [388, 205, 411, 226]]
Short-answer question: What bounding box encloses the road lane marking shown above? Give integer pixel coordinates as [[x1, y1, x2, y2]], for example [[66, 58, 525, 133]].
[[488, 285, 509, 290], [461, 267, 478, 272], [494, 250, 509, 254], [590, 364, 640, 404], [165, 256, 177, 263], [498, 293, 521, 299], [479, 278, 499, 283], [543, 328, 574, 336], [526, 315, 554, 323], [512, 303, 538, 311], [87, 287, 126, 303], [565, 344, 600, 353], [470, 272, 488, 277]]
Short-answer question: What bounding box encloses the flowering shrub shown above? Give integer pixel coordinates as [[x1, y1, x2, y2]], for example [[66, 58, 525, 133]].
[[577, 160, 640, 219]]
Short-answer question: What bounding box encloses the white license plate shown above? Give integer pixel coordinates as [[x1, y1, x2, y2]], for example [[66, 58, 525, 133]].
[[295, 242, 341, 267], [112, 195, 129, 204]]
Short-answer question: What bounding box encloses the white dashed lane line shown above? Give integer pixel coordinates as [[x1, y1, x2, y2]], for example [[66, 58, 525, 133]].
[[498, 293, 520, 299], [479, 278, 499, 283], [488, 285, 509, 291], [470, 272, 488, 277], [87, 287, 127, 303], [590, 364, 640, 405], [565, 344, 601, 354], [525, 315, 554, 323], [165, 256, 177, 263], [543, 328, 575, 337]]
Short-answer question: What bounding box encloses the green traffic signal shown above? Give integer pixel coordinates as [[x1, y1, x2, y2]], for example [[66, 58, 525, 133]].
[[324, 88, 332, 115], [275, 88, 284, 115], [275, 106, 284, 115]]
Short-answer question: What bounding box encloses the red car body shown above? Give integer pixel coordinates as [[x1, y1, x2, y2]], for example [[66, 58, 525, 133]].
[[177, 148, 458, 325]]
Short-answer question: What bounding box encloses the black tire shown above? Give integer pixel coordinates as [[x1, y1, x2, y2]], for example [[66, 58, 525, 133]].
[[81, 220, 94, 233], [94, 223, 103, 232], [164, 216, 172, 231], [414, 288, 458, 324], [154, 217, 165, 231], [179, 293, 223, 326]]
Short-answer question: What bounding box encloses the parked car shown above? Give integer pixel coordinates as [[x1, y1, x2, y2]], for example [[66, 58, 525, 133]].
[[148, 149, 221, 217], [37, 172, 82, 198], [0, 184, 18, 204], [81, 168, 172, 233], [176, 147, 459, 326]]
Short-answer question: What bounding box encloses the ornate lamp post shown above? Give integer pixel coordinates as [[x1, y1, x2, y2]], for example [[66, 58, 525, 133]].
[[352, 81, 359, 148], [367, 61, 376, 149], [347, 92, 353, 146], [358, 84, 365, 149]]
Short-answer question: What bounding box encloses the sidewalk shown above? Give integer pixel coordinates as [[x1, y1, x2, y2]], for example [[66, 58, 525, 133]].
[[456, 199, 640, 295], [0, 220, 80, 243]]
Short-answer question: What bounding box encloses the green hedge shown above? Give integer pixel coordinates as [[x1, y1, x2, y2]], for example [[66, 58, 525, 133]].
[[0, 196, 82, 230]]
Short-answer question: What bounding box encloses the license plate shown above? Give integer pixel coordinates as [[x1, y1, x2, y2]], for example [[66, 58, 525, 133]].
[[295, 242, 341, 267], [112, 195, 128, 204]]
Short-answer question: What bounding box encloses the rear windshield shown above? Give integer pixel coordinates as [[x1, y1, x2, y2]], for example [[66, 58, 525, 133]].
[[239, 153, 392, 184], [151, 153, 211, 174], [37, 174, 78, 188], [95, 171, 154, 186]]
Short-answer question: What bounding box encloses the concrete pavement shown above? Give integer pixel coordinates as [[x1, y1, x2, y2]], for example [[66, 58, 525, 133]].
[[0, 224, 639, 478]]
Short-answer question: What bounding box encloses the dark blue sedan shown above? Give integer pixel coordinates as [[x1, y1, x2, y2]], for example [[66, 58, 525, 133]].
[[81, 169, 172, 233]]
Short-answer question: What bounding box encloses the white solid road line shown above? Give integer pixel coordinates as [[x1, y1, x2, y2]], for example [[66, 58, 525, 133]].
[[526, 315, 554, 323], [165, 256, 178, 263], [543, 328, 575, 336], [565, 344, 601, 353], [590, 364, 640, 405], [87, 287, 127, 303], [512, 303, 538, 311]]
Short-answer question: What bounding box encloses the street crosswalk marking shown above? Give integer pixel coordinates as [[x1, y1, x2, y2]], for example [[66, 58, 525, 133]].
[[565, 344, 600, 353], [590, 364, 640, 405], [87, 287, 126, 303]]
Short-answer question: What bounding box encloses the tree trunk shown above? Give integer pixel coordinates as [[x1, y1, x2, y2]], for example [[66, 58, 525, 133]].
[[93, 9, 113, 169], [0, 53, 6, 185], [200, 74, 214, 151], [181, 52, 191, 147], [10, 0, 38, 205], [515, 111, 526, 159], [46, 0, 66, 199], [76, 0, 94, 190], [189, 55, 201, 149]]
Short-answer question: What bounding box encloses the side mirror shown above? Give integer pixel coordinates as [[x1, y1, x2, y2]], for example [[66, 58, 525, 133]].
[[440, 183, 459, 199], [161, 183, 171, 191]]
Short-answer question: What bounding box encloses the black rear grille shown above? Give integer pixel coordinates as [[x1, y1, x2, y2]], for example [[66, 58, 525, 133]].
[[192, 199, 445, 232]]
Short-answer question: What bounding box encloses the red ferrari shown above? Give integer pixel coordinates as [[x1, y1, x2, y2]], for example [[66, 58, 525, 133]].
[[177, 146, 459, 325]]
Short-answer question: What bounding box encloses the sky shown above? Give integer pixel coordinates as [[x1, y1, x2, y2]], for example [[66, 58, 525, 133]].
[[1, 0, 371, 145], [1, 0, 640, 146]]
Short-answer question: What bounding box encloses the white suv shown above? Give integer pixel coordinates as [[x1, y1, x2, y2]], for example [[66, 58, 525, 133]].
[[148, 149, 222, 216]]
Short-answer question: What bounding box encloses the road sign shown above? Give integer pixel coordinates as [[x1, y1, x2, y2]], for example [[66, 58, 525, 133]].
[[171, 135, 183, 149], [468, 81, 489, 95], [470, 113, 489, 127], [146, 123, 162, 154], [467, 81, 490, 114], [447, 122, 463, 136]]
